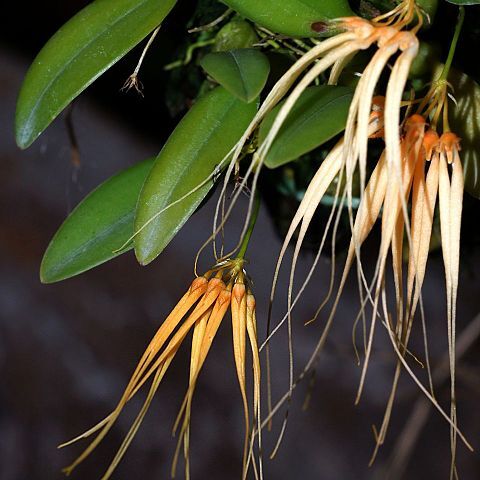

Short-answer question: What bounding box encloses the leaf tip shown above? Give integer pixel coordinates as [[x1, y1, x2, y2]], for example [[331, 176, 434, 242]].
[[14, 119, 35, 150], [133, 241, 157, 266], [39, 264, 56, 284]]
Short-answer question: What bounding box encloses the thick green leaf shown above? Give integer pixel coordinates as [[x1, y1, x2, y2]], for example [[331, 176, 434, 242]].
[[15, 0, 177, 149], [201, 49, 270, 103], [134, 87, 257, 265], [259, 85, 354, 168], [222, 0, 354, 37], [447, 69, 480, 198], [40, 158, 155, 283]]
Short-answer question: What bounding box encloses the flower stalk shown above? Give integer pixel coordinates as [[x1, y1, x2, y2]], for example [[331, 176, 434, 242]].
[[439, 6, 465, 84], [236, 191, 261, 260]]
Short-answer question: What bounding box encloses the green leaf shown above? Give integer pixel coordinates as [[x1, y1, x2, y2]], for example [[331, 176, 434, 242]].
[[408, 41, 441, 78], [213, 19, 258, 52], [134, 87, 257, 265], [447, 69, 480, 198], [259, 85, 354, 168], [416, 0, 439, 17], [201, 49, 270, 103], [222, 0, 354, 37], [40, 158, 155, 283], [15, 0, 177, 149], [445, 0, 480, 5]]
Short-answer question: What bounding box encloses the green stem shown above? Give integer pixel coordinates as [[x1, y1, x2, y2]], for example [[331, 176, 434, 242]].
[[163, 39, 215, 71], [236, 193, 261, 260], [439, 6, 465, 82]]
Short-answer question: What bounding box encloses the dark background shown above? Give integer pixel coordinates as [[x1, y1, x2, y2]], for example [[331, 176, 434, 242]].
[[1, 1, 480, 479]]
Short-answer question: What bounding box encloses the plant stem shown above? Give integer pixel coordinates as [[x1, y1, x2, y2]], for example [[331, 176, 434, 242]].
[[439, 6, 465, 82], [236, 193, 261, 260]]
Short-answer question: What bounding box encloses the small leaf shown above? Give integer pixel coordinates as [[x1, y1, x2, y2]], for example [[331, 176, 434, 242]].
[[259, 85, 354, 168], [222, 0, 354, 37], [40, 158, 155, 283], [134, 87, 257, 265], [16, 0, 177, 149], [448, 69, 480, 198], [213, 19, 258, 52], [201, 49, 270, 103]]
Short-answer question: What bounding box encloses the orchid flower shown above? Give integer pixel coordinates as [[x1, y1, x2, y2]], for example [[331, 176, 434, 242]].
[[219, 2, 471, 474], [60, 259, 261, 480]]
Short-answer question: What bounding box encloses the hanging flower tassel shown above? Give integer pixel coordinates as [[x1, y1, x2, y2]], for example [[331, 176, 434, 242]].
[[60, 259, 261, 480]]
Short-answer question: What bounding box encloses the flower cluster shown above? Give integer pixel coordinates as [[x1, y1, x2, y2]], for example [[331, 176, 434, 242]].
[[62, 259, 261, 480], [61, 1, 472, 477], [230, 0, 470, 473]]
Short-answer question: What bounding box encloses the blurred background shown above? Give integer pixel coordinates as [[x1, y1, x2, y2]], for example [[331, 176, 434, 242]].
[[1, 1, 480, 479]]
